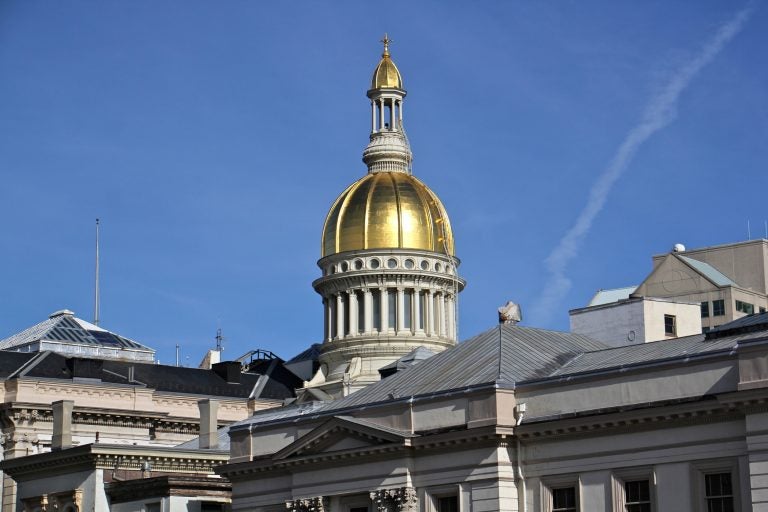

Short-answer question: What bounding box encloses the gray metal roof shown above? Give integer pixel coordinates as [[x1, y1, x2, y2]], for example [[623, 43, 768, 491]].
[[318, 324, 607, 410], [588, 286, 637, 306], [677, 255, 737, 287], [0, 311, 154, 353]]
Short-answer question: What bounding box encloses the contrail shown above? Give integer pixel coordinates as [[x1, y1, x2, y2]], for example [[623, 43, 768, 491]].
[[530, 4, 756, 324]]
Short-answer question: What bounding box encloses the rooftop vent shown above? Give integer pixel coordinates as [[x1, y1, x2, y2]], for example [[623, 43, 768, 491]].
[[49, 309, 75, 319], [498, 301, 522, 325], [673, 243, 686, 252]]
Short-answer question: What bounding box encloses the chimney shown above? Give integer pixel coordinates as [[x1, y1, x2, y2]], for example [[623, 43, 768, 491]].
[[198, 399, 220, 450], [212, 361, 241, 383], [52, 400, 74, 451], [498, 301, 522, 325]]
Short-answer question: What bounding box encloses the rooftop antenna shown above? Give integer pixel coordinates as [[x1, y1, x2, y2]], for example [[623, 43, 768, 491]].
[[764, 220, 767, 239], [748, 220, 752, 240], [94, 218, 101, 326], [215, 327, 224, 353]]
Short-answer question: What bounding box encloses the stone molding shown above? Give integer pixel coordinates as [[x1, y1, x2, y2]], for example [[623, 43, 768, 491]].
[[286, 497, 329, 512], [370, 487, 418, 512]]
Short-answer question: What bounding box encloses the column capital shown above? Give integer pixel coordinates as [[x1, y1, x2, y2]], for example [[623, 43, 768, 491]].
[[286, 497, 329, 512], [370, 487, 418, 512]]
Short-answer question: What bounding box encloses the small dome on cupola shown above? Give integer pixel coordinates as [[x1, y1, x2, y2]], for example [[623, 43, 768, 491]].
[[370, 34, 403, 89]]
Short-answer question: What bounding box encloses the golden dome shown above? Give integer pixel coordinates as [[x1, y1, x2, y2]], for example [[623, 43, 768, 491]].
[[322, 172, 454, 257], [370, 35, 403, 89]]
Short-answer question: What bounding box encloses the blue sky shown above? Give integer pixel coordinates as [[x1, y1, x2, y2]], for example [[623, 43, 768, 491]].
[[1, 1, 766, 366]]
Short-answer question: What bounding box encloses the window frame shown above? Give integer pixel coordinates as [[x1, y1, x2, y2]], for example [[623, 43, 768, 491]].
[[692, 459, 740, 512], [612, 468, 655, 512], [541, 476, 579, 512], [712, 299, 725, 317], [701, 301, 710, 318], [424, 485, 461, 512], [664, 314, 677, 337]]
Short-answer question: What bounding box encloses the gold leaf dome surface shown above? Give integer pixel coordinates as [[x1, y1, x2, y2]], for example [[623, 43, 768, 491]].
[[322, 172, 454, 257], [370, 53, 403, 89]]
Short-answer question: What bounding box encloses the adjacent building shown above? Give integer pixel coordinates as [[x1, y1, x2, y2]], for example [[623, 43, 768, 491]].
[[572, 239, 768, 344]]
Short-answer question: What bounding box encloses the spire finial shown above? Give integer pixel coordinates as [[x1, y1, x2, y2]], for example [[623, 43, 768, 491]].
[[381, 33, 391, 57]]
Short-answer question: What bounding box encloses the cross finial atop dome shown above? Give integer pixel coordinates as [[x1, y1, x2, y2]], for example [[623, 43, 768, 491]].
[[381, 33, 391, 56]]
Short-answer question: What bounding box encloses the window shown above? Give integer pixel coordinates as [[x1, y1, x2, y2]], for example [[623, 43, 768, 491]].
[[388, 289, 397, 329], [342, 294, 350, 336], [552, 487, 577, 512], [372, 292, 381, 331], [356, 291, 365, 334], [703, 326, 711, 333], [418, 291, 426, 330], [403, 291, 412, 329], [437, 496, 458, 512], [735, 300, 754, 315], [761, 307, 766, 314], [624, 480, 651, 512], [664, 314, 676, 336], [701, 301, 710, 318], [705, 473, 734, 512], [713, 299, 725, 316]]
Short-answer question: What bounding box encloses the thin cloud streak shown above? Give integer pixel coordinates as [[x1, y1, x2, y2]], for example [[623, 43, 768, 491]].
[[531, 4, 756, 324]]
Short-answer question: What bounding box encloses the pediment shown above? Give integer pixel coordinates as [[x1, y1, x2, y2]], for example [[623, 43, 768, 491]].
[[637, 254, 719, 296], [273, 416, 414, 461]]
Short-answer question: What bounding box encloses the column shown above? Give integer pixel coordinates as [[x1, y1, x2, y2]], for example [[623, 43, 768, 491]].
[[426, 290, 435, 336], [437, 293, 446, 337], [380, 287, 389, 333], [370, 488, 418, 512], [323, 299, 330, 342], [371, 101, 376, 132], [379, 99, 385, 129], [446, 295, 455, 340], [336, 293, 344, 340], [396, 287, 405, 334], [286, 497, 329, 512], [364, 289, 373, 334], [391, 99, 397, 130], [348, 290, 358, 336], [399, 100, 403, 123]]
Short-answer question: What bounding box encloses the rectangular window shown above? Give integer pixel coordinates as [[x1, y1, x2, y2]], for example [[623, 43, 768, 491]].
[[713, 299, 725, 316], [403, 291, 412, 329], [705, 473, 734, 512], [552, 487, 577, 512], [735, 300, 754, 315], [356, 291, 365, 334], [372, 292, 381, 331], [342, 294, 350, 336], [437, 496, 458, 512], [701, 301, 710, 318], [760, 307, 766, 314], [624, 480, 651, 512], [664, 314, 676, 336]]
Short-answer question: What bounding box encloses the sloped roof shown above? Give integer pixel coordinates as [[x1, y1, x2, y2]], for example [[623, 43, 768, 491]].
[[320, 324, 607, 410], [677, 255, 737, 287], [588, 286, 637, 306], [0, 350, 296, 400], [0, 311, 153, 353], [378, 346, 435, 374]]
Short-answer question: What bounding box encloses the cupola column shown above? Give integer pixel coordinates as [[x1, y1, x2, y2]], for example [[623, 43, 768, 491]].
[[437, 293, 446, 338], [447, 295, 456, 340], [396, 287, 406, 334], [363, 289, 373, 334], [336, 293, 345, 340], [348, 290, 359, 336], [414, 288, 422, 334], [425, 290, 434, 336]]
